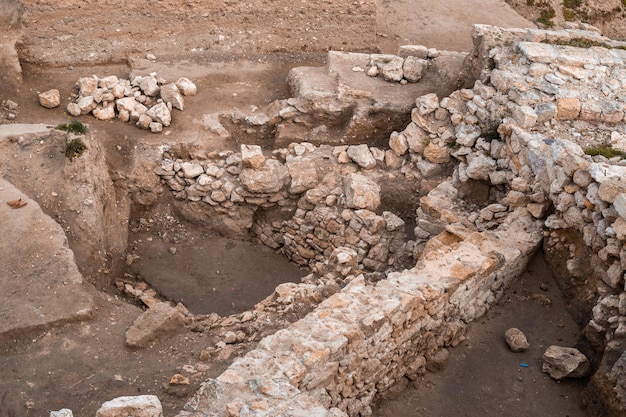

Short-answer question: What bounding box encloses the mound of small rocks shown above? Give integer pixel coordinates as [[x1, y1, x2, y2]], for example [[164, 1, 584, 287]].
[[64, 73, 196, 133]]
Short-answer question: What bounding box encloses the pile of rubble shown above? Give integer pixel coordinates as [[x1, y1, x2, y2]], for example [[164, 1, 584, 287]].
[[39, 73, 197, 133]]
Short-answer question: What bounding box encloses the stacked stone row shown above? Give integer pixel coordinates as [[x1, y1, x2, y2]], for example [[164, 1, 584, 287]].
[[385, 26, 626, 407], [67, 73, 196, 133], [365, 45, 434, 83], [178, 212, 542, 417], [157, 141, 407, 273]]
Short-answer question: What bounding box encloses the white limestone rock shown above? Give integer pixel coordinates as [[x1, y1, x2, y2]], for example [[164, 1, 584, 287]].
[[240, 159, 289, 193], [542, 345, 590, 380], [416, 93, 439, 116], [176, 77, 197, 96], [146, 102, 171, 126], [403, 56, 427, 83], [347, 144, 377, 169], [160, 82, 184, 111], [96, 395, 163, 417], [181, 162, 205, 179], [38, 89, 61, 109], [66, 102, 81, 117], [504, 328, 529, 352], [125, 302, 185, 348], [287, 157, 319, 194], [241, 144, 265, 169], [77, 96, 97, 114], [77, 76, 98, 96], [140, 76, 160, 97], [50, 409, 73, 417], [116, 97, 137, 113], [380, 56, 405, 82], [92, 104, 116, 120], [343, 173, 380, 211]]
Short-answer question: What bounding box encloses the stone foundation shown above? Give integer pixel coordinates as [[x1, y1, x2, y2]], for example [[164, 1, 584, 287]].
[[157, 24, 626, 416]]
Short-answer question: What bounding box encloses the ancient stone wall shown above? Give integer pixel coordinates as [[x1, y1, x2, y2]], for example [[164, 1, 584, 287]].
[[161, 24, 626, 416]]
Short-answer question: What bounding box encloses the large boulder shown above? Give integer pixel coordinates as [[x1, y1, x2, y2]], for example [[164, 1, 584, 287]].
[[542, 345, 590, 380]]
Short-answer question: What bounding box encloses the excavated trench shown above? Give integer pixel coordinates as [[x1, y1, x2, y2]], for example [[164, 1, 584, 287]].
[[4, 52, 596, 417]]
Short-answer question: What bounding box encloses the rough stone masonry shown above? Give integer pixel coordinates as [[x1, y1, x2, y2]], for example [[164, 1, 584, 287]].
[[149, 23, 626, 417]]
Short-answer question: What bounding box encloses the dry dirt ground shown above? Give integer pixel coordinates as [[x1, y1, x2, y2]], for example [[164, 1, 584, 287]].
[[0, 1, 620, 416]]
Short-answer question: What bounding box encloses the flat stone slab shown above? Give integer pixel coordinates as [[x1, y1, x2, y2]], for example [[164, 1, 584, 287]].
[[0, 179, 94, 336]]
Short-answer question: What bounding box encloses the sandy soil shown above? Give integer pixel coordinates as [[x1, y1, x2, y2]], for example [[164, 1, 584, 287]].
[[0, 1, 612, 416]]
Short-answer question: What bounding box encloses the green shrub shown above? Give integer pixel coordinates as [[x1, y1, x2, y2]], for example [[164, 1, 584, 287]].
[[63, 138, 87, 161], [56, 119, 88, 135], [584, 145, 626, 159], [538, 8, 556, 27]]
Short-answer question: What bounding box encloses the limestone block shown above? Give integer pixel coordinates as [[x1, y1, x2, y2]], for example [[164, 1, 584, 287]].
[[542, 346, 590, 380], [287, 157, 319, 194], [140, 76, 160, 97], [240, 159, 289, 193], [176, 77, 197, 96], [160, 83, 184, 111], [66, 102, 81, 117], [96, 395, 162, 417], [557, 98, 581, 120], [580, 100, 602, 121], [614, 193, 626, 219], [93, 104, 116, 120], [505, 328, 529, 352], [415, 93, 439, 116], [465, 153, 496, 181], [423, 142, 450, 164], [613, 217, 626, 241], [38, 89, 61, 109], [347, 144, 377, 169], [50, 409, 73, 417], [77, 96, 97, 114], [389, 131, 408, 156], [77, 77, 99, 96], [611, 131, 626, 153], [397, 45, 428, 59], [343, 173, 380, 211], [98, 75, 119, 88], [512, 104, 537, 129], [403, 57, 427, 83], [136, 114, 152, 129], [380, 56, 404, 82], [125, 302, 185, 348], [403, 123, 430, 153], [146, 103, 171, 126], [181, 162, 204, 179], [455, 123, 481, 147], [116, 97, 137, 113], [241, 144, 265, 169], [518, 42, 558, 63]]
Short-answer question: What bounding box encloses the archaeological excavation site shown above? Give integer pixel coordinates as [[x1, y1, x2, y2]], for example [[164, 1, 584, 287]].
[[3, 0, 626, 416]]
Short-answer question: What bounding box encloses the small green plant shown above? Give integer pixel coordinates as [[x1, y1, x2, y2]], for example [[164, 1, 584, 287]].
[[537, 7, 556, 27], [542, 38, 611, 49], [63, 138, 87, 161], [584, 145, 626, 159], [56, 119, 88, 135], [563, 0, 581, 8], [526, 0, 535, 6]]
